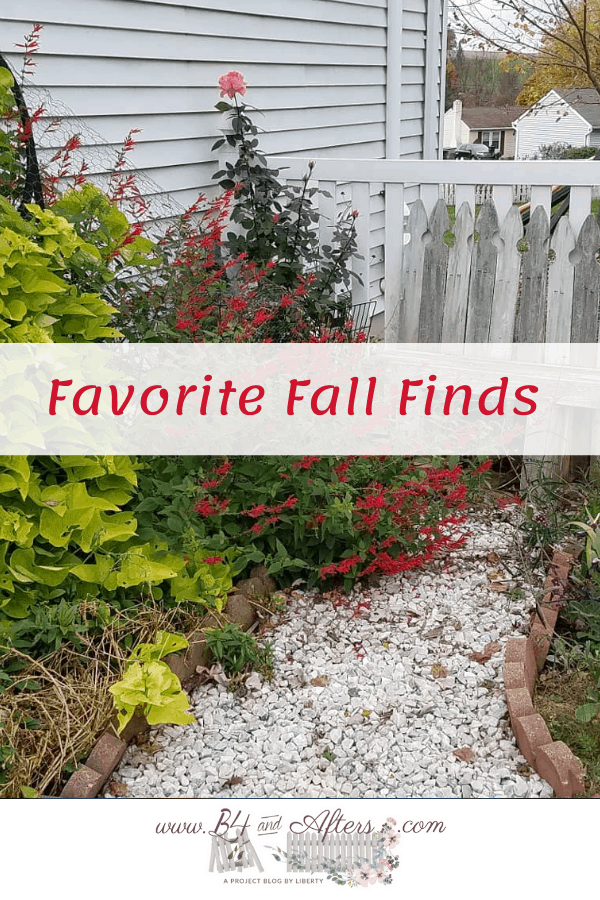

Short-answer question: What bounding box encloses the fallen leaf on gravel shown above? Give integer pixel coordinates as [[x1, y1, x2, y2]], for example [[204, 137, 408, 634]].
[[488, 569, 504, 579], [469, 642, 502, 664], [453, 748, 475, 763], [108, 781, 129, 797], [487, 552, 501, 565], [431, 663, 449, 678], [490, 582, 509, 593], [196, 663, 232, 686], [142, 742, 163, 756], [424, 626, 444, 640], [311, 676, 329, 687]]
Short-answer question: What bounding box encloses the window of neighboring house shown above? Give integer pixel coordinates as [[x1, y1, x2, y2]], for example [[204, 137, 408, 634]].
[[480, 130, 502, 152]]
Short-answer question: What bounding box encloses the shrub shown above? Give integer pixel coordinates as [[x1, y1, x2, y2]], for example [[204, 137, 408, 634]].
[[133, 456, 490, 591], [532, 142, 596, 160], [212, 71, 362, 329], [113, 190, 363, 343], [3, 41, 366, 344], [0, 65, 159, 343], [0, 456, 230, 664]]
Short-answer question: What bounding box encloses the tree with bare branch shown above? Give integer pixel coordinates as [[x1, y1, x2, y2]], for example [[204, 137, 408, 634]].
[[452, 0, 600, 103]]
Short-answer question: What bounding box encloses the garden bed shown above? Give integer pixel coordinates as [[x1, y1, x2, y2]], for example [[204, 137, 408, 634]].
[[104, 504, 557, 800], [536, 668, 600, 796]]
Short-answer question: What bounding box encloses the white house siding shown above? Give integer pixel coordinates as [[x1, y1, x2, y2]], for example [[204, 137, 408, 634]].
[[589, 129, 600, 150], [515, 91, 592, 159], [1, 0, 446, 313]]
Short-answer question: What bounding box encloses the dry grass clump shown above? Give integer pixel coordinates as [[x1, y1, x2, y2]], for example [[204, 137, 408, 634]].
[[536, 665, 600, 797], [0, 602, 202, 798]]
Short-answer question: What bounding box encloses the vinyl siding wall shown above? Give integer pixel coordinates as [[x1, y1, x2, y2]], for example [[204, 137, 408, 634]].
[[1, 0, 446, 311], [589, 128, 600, 149]]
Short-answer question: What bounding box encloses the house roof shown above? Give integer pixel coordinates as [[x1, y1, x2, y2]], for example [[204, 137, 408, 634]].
[[555, 88, 600, 127], [461, 106, 523, 130]]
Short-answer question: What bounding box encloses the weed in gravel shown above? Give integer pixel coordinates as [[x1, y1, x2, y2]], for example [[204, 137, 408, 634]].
[[203, 622, 273, 678]]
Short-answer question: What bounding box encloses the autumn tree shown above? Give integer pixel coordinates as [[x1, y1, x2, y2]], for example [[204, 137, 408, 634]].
[[452, 0, 600, 104], [446, 28, 459, 108]]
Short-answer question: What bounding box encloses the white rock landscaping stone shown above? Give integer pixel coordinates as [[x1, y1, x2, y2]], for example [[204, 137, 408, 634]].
[[105, 508, 555, 801]]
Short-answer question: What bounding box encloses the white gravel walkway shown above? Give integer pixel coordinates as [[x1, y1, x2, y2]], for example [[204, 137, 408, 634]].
[[105, 504, 555, 799]]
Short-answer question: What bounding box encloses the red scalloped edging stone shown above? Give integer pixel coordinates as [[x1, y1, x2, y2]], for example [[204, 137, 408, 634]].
[[504, 549, 586, 798]]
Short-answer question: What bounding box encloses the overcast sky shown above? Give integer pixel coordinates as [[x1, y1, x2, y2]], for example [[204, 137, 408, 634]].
[[449, 0, 544, 51]]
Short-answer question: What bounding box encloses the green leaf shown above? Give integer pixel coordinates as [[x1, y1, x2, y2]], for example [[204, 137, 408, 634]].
[[575, 702, 600, 724]]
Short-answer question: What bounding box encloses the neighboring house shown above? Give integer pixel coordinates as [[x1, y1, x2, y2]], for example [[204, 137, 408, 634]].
[[514, 88, 600, 159], [1, 1, 449, 317], [444, 99, 521, 157]]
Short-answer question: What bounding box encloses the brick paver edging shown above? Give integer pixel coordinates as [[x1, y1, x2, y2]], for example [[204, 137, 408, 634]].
[[59, 567, 276, 798], [504, 549, 586, 798]]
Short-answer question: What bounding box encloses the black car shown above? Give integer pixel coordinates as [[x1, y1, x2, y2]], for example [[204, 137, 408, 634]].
[[454, 143, 500, 160]]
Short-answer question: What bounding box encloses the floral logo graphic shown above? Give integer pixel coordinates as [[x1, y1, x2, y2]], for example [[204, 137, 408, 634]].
[[267, 819, 400, 887]]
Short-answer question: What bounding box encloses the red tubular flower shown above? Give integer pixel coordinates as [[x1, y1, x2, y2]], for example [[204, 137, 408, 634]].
[[194, 497, 230, 518], [243, 504, 267, 519], [293, 457, 321, 470]]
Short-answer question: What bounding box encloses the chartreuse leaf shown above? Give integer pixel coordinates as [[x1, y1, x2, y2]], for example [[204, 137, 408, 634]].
[[130, 631, 189, 664], [145, 691, 195, 726], [109, 650, 195, 733], [0, 456, 30, 500], [0, 509, 32, 545]]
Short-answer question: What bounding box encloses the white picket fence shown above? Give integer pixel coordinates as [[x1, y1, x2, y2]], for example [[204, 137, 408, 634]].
[[443, 183, 531, 206], [270, 156, 600, 341], [286, 830, 376, 873]]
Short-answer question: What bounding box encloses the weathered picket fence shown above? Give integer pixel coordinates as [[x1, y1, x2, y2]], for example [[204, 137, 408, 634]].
[[270, 157, 600, 344], [401, 195, 600, 344], [286, 830, 377, 873]]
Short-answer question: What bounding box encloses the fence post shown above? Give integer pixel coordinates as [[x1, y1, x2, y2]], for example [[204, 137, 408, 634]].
[[384, 182, 405, 341]]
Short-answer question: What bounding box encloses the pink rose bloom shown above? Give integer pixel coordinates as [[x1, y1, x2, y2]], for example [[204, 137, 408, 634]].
[[386, 817, 397, 825], [219, 71, 247, 99]]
